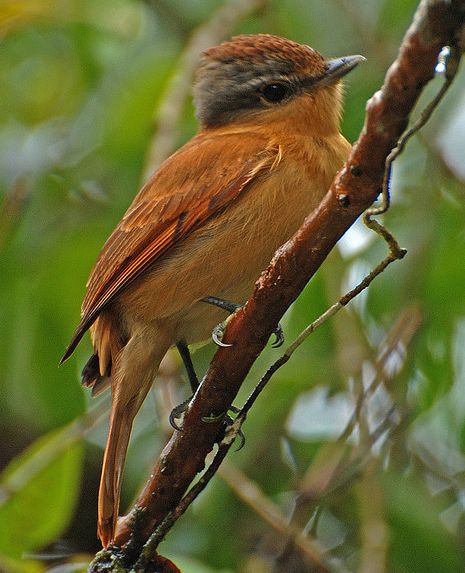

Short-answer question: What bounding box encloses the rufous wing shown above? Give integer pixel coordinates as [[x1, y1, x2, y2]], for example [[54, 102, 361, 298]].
[[61, 130, 280, 362]]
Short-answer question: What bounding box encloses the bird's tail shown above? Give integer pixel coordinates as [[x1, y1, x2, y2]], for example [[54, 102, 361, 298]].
[[99, 349, 168, 548], [97, 402, 129, 546], [98, 375, 156, 547], [95, 323, 171, 548]]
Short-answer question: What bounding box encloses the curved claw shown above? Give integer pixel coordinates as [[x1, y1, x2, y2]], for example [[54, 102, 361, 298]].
[[271, 323, 285, 348], [169, 397, 191, 431], [169, 411, 183, 432], [212, 323, 233, 348], [235, 430, 246, 451]]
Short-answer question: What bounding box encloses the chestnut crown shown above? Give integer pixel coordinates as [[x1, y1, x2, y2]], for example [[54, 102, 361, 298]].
[[194, 34, 364, 127]]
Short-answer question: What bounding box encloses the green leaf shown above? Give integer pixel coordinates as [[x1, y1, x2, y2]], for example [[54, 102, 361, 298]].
[[0, 424, 84, 559]]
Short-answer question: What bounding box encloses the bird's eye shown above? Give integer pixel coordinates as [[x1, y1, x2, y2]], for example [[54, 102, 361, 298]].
[[261, 82, 290, 103]]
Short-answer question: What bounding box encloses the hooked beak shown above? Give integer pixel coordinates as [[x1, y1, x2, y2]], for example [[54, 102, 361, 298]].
[[300, 54, 365, 91], [322, 54, 366, 84]]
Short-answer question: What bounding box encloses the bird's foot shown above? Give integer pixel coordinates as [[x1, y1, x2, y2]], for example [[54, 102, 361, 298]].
[[169, 397, 191, 431], [208, 406, 245, 450], [169, 399, 245, 449], [201, 295, 284, 348]]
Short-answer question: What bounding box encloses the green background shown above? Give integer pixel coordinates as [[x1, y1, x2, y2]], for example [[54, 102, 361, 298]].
[[1, 1, 465, 571]]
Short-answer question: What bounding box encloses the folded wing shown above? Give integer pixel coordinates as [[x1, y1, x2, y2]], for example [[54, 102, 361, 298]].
[[61, 131, 280, 362]]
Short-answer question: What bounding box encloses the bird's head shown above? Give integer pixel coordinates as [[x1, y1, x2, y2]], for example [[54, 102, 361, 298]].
[[194, 34, 364, 133]]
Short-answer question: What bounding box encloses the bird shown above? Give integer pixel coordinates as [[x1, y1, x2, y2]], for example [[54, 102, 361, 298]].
[[61, 33, 364, 547]]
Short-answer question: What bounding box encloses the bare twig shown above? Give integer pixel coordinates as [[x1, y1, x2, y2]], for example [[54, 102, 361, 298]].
[[218, 460, 330, 572], [357, 459, 389, 573], [233, 247, 407, 425], [363, 43, 461, 238], [133, 438, 232, 572], [136, 452, 329, 573], [136, 305, 420, 572]]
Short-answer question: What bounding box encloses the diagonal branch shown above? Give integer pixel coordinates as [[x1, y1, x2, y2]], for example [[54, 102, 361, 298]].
[[89, 0, 465, 568]]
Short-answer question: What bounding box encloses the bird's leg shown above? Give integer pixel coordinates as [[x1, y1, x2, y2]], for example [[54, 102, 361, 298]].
[[171, 338, 245, 448], [176, 339, 199, 393], [201, 295, 242, 314], [201, 295, 285, 348], [171, 339, 238, 426], [172, 338, 240, 418], [169, 340, 199, 431]]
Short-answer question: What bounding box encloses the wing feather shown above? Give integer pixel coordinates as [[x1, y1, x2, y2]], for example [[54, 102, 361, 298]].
[[61, 131, 279, 362]]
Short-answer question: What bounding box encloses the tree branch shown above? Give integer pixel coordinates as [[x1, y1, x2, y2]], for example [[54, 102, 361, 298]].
[[88, 0, 465, 569]]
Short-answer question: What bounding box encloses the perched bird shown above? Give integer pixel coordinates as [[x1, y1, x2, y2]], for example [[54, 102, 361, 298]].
[[61, 34, 364, 547]]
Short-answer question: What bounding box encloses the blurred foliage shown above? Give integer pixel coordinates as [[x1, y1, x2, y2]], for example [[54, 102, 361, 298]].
[[1, 0, 465, 572]]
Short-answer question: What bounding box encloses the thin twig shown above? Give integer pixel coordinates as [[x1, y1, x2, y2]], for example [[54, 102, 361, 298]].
[[219, 460, 331, 572], [144, 302, 421, 571], [364, 44, 460, 225], [133, 427, 238, 572], [357, 459, 389, 573], [135, 427, 330, 573], [237, 247, 404, 424]]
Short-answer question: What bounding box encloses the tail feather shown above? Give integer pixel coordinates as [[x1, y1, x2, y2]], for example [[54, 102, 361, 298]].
[[97, 364, 167, 545], [92, 323, 172, 547], [81, 352, 111, 396], [98, 404, 134, 547]]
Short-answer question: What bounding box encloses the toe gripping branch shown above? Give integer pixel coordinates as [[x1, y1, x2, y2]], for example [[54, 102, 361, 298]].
[[201, 295, 285, 348], [169, 295, 285, 434]]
